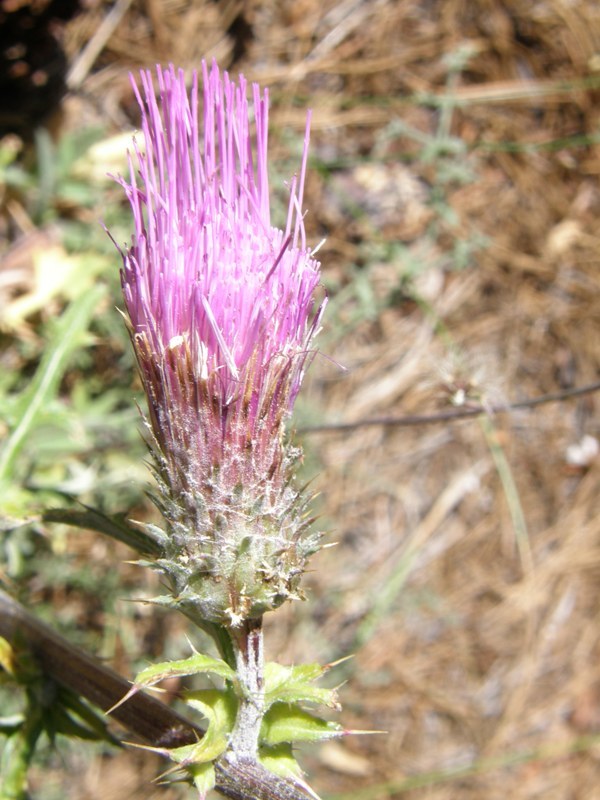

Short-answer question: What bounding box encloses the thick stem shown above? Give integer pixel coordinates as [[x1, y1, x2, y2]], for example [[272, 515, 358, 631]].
[[228, 618, 265, 761]]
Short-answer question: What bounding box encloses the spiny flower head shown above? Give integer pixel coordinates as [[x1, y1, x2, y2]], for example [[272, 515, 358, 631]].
[[113, 62, 324, 625]]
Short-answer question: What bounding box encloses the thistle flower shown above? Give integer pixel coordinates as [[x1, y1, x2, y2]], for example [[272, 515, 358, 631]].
[[113, 62, 324, 627]]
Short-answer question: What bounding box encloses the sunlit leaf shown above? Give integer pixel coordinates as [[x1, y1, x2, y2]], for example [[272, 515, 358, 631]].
[[259, 742, 304, 781], [261, 703, 343, 745], [263, 661, 340, 710], [137, 653, 235, 686], [176, 688, 237, 763], [190, 760, 216, 800]]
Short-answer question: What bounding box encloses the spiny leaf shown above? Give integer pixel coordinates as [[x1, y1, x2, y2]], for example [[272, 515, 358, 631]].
[[175, 688, 237, 764], [184, 687, 237, 725], [190, 761, 216, 800], [261, 703, 343, 746], [109, 653, 236, 714], [134, 653, 236, 688], [259, 742, 304, 781], [153, 690, 236, 768], [263, 662, 340, 710]]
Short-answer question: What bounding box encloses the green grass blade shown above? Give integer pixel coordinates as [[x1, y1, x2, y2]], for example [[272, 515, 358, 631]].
[[479, 414, 533, 574], [0, 286, 105, 485]]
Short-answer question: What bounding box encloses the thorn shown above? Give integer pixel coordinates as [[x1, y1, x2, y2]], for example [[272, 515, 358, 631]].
[[119, 596, 156, 604], [343, 728, 387, 736], [106, 685, 139, 715], [324, 654, 354, 671], [292, 774, 323, 800], [154, 762, 188, 781], [121, 739, 168, 756]]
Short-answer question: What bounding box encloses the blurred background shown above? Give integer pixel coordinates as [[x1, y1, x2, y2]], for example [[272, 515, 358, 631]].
[[2, 1, 600, 798]]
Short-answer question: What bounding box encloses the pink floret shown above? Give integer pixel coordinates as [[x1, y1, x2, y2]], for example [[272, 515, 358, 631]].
[[116, 61, 324, 502]]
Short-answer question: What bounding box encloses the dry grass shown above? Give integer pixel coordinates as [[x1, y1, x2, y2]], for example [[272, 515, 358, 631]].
[[7, 0, 600, 797]]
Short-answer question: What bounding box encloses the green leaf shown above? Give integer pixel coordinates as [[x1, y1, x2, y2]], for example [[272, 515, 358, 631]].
[[42, 506, 163, 557], [184, 687, 237, 725], [0, 285, 105, 485], [264, 662, 340, 710], [259, 742, 304, 781], [0, 730, 30, 800], [134, 652, 236, 691], [261, 703, 343, 745], [0, 706, 43, 800], [59, 689, 119, 746], [46, 704, 109, 743], [190, 761, 216, 800], [173, 688, 237, 763]]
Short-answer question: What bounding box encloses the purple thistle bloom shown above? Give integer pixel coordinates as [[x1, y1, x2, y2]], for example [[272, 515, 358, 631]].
[[113, 62, 324, 626]]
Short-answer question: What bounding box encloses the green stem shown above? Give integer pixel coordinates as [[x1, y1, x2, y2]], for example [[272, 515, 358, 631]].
[[227, 618, 265, 761]]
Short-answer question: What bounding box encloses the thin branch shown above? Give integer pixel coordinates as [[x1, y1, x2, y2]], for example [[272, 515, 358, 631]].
[[298, 380, 600, 434], [0, 589, 314, 800]]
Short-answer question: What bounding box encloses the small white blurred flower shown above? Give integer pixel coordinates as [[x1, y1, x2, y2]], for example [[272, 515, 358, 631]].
[[565, 435, 599, 468]]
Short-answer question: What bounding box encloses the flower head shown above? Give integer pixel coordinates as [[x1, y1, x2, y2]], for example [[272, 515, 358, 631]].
[[113, 62, 324, 625]]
